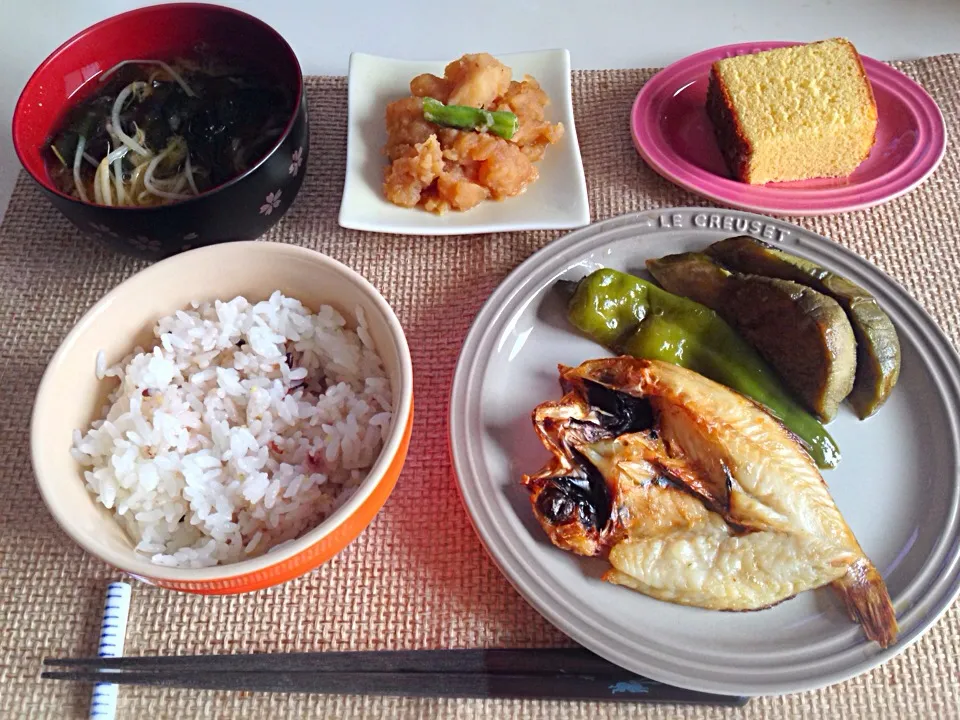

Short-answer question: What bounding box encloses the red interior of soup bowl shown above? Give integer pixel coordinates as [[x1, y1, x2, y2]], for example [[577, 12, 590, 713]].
[[12, 3, 302, 201]]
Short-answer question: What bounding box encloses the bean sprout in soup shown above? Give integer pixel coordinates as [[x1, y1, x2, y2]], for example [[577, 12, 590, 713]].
[[45, 56, 294, 207]]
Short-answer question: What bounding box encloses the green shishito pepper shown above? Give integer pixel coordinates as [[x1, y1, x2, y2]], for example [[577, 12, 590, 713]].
[[567, 268, 841, 469]]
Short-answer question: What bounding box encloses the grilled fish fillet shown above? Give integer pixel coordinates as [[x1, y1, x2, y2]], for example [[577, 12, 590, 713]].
[[522, 357, 898, 647]]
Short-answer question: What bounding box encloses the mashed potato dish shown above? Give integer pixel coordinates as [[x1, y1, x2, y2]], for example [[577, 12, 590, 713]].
[[382, 53, 564, 213]]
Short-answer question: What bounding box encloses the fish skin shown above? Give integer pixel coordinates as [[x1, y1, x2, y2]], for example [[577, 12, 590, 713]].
[[526, 357, 899, 647], [580, 437, 717, 539], [606, 530, 854, 611], [581, 431, 855, 610], [523, 392, 612, 557], [524, 395, 719, 557]]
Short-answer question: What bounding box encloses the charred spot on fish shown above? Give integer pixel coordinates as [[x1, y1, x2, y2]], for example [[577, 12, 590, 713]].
[[720, 460, 736, 511], [583, 380, 654, 435], [572, 449, 613, 529], [535, 484, 576, 524], [536, 476, 603, 530], [566, 418, 614, 444], [552, 471, 595, 497]]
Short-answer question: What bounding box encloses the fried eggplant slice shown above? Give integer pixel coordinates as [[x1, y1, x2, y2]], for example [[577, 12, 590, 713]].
[[647, 252, 857, 422], [706, 236, 901, 418]]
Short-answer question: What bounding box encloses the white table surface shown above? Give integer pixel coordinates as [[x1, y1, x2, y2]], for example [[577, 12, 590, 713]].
[[2, 0, 959, 222]]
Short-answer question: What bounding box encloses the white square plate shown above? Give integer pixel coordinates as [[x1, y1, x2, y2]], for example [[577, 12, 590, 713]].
[[339, 49, 590, 235]]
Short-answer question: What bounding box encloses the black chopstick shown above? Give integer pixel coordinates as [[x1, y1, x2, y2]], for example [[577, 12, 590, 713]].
[[41, 648, 749, 706], [41, 669, 748, 705], [44, 648, 617, 675]]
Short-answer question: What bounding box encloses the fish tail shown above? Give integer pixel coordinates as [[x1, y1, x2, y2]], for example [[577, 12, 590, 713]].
[[832, 557, 899, 648]]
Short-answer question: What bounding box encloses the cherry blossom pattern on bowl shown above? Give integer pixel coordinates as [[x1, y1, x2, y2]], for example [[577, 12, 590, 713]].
[[289, 147, 304, 176], [260, 190, 284, 216]]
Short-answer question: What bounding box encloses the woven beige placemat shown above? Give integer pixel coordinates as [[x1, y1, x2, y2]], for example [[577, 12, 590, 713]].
[[2, 56, 960, 719]]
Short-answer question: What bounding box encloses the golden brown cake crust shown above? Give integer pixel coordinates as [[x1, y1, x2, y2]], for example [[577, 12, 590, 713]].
[[842, 38, 880, 163], [705, 66, 753, 182]]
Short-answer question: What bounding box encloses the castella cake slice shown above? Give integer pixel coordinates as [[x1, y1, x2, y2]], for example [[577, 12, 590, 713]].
[[706, 39, 878, 185]]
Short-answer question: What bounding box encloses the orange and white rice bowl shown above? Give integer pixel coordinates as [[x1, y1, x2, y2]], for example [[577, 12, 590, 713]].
[[30, 242, 413, 593]]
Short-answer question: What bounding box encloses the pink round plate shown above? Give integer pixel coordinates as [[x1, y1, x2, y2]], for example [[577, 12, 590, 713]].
[[632, 42, 947, 216]]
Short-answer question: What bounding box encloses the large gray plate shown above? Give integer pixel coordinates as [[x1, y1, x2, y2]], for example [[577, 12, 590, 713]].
[[448, 208, 960, 696]]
